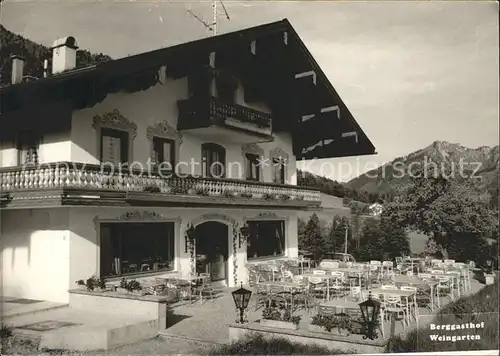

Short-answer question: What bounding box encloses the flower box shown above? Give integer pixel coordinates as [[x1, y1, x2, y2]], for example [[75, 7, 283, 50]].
[[260, 319, 298, 330], [308, 324, 350, 336]]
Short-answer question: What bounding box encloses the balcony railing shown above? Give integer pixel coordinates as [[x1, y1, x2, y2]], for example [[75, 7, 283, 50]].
[[210, 97, 272, 129], [177, 96, 272, 132], [0, 163, 320, 206]]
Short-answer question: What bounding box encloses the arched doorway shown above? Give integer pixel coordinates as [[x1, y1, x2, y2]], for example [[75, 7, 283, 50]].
[[195, 221, 229, 282]]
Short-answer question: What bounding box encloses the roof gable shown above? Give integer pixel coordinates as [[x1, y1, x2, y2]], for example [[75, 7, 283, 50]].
[[0, 19, 375, 160]]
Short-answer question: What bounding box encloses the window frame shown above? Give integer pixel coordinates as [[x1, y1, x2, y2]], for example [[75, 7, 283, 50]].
[[99, 221, 176, 279], [100, 127, 130, 165], [202, 143, 226, 178], [16, 130, 42, 166], [246, 219, 286, 260], [93, 110, 137, 166], [245, 153, 261, 181], [152, 136, 176, 170]]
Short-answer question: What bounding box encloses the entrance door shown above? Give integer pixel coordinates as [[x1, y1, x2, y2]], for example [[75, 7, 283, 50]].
[[195, 222, 228, 282]]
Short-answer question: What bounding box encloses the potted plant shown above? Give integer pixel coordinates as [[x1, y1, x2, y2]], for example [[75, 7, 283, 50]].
[[223, 189, 235, 198], [308, 313, 353, 336], [143, 185, 161, 193], [240, 192, 253, 198], [75, 279, 86, 290], [195, 187, 210, 196], [260, 303, 301, 330], [117, 278, 129, 294], [280, 194, 291, 201], [125, 279, 143, 295], [263, 192, 276, 200]]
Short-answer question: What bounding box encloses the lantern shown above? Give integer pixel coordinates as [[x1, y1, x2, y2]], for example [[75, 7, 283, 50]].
[[239, 224, 251, 248], [185, 224, 196, 253], [231, 282, 252, 323], [358, 292, 381, 340]]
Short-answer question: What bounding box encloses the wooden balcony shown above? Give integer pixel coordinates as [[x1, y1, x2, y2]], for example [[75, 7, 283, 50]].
[[0, 163, 321, 209], [177, 96, 273, 143]]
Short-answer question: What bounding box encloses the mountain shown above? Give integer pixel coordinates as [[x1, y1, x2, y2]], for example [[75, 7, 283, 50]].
[[347, 141, 499, 206], [0, 25, 111, 86]]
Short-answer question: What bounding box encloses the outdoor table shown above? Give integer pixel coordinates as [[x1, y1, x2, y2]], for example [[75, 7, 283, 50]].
[[329, 267, 368, 287], [319, 299, 360, 314], [393, 275, 439, 311], [302, 273, 334, 300], [260, 281, 304, 309]]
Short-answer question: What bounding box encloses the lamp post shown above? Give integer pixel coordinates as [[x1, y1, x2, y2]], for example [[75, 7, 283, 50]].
[[239, 224, 250, 248], [358, 292, 381, 340], [185, 224, 196, 253], [231, 282, 252, 324]]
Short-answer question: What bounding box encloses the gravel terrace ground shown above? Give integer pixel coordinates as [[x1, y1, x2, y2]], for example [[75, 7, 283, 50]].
[[2, 279, 485, 355]]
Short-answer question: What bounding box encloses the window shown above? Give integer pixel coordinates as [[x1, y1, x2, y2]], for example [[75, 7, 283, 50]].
[[100, 222, 175, 277], [272, 158, 286, 184], [246, 220, 286, 259], [100, 128, 129, 165], [245, 153, 261, 181], [17, 130, 40, 165], [202, 143, 226, 178], [153, 137, 175, 169]]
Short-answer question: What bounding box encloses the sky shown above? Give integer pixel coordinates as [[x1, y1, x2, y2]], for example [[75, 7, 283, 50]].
[[1, 1, 498, 182]]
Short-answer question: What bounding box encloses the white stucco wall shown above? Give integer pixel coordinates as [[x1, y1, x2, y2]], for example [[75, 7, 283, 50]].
[[1, 208, 70, 303], [69, 206, 299, 288], [69, 76, 297, 184]]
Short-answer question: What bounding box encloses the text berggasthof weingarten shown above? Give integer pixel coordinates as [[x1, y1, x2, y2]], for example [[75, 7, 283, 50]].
[[429, 322, 485, 342]]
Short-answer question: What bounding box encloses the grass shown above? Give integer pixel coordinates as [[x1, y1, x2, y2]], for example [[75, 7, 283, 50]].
[[208, 333, 352, 355], [387, 281, 499, 352]]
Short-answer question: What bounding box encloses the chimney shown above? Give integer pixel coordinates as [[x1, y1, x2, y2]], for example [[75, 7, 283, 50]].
[[11, 55, 25, 84], [50, 36, 79, 74]]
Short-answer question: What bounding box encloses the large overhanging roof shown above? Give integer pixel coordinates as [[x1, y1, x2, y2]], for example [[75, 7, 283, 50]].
[[0, 19, 376, 160]]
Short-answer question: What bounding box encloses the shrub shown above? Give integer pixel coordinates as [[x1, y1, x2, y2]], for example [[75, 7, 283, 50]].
[[208, 333, 349, 355], [386, 281, 499, 352]]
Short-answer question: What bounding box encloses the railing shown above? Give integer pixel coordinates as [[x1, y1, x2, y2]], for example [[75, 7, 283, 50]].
[[0, 163, 321, 204], [210, 97, 272, 129]]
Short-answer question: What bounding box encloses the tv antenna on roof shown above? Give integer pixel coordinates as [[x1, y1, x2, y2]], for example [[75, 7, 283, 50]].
[[187, 0, 230, 36]]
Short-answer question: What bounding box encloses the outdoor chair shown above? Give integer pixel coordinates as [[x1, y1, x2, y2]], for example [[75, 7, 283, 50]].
[[370, 260, 382, 266], [194, 273, 216, 305], [346, 286, 362, 302], [414, 284, 432, 312], [443, 259, 455, 267], [381, 294, 408, 329], [431, 259, 442, 266], [400, 285, 419, 324], [446, 271, 461, 298], [328, 273, 346, 300], [431, 269, 444, 274], [254, 283, 270, 310], [381, 284, 399, 290], [313, 269, 326, 275], [417, 273, 431, 280], [292, 285, 314, 313], [281, 270, 294, 282], [436, 276, 454, 306], [308, 276, 327, 301]]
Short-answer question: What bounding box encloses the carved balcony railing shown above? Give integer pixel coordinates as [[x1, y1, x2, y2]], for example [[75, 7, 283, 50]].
[[210, 97, 272, 129], [0, 163, 321, 207], [177, 96, 272, 132]]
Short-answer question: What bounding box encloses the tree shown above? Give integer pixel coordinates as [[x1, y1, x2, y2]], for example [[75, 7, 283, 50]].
[[383, 175, 498, 261], [355, 217, 411, 262], [299, 214, 325, 262], [326, 215, 349, 254]]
